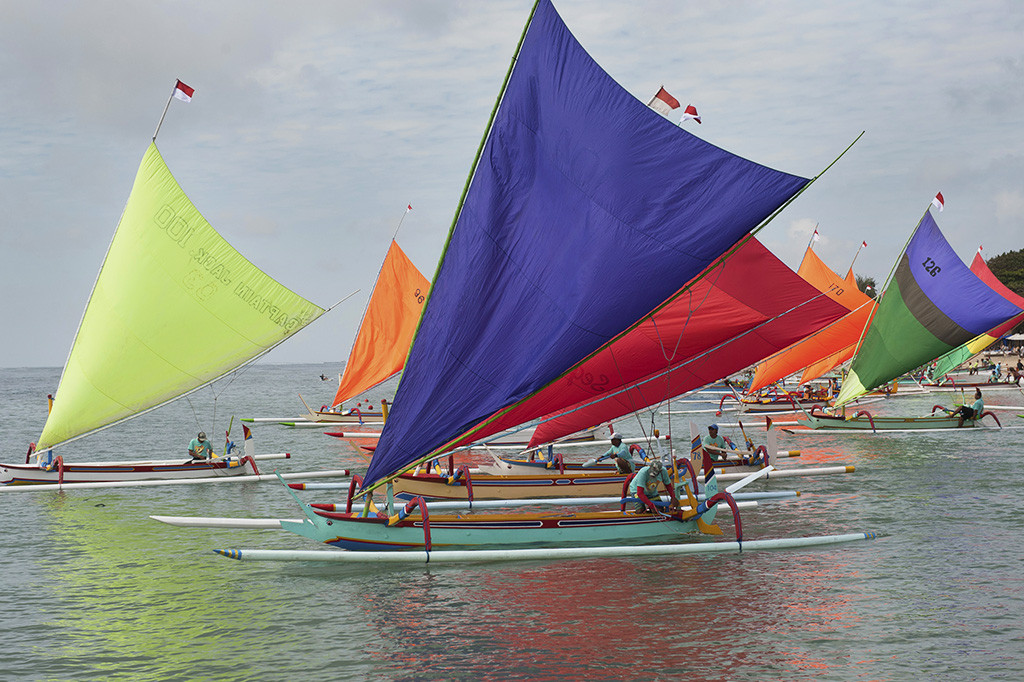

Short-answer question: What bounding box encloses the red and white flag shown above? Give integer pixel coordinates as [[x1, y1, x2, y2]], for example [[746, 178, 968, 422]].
[[648, 86, 681, 116], [812, 228, 820, 242], [406, 204, 413, 211], [173, 79, 195, 102], [931, 192, 944, 212], [862, 240, 868, 248], [978, 245, 983, 255], [680, 104, 701, 124]]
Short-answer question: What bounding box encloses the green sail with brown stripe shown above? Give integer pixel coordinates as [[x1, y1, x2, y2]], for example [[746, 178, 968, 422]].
[[835, 211, 1022, 406]]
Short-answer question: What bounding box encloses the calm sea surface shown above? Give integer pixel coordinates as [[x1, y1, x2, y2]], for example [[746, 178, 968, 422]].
[[1, 363, 1023, 681]]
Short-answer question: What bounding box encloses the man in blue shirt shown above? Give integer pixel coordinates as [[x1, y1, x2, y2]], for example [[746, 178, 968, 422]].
[[188, 431, 215, 459]]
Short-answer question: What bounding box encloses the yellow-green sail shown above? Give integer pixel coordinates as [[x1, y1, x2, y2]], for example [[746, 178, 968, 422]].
[[38, 143, 324, 449]]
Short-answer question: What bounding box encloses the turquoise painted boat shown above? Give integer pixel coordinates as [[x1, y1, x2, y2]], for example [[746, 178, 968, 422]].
[[281, 504, 721, 552]]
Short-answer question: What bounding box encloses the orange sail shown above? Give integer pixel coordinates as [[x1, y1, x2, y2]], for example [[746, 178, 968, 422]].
[[331, 240, 429, 408], [747, 246, 873, 392]]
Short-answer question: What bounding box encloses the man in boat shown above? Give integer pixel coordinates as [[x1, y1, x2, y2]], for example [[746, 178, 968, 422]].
[[950, 388, 984, 428], [188, 431, 215, 459], [628, 459, 679, 513], [594, 433, 635, 473], [702, 424, 734, 462]]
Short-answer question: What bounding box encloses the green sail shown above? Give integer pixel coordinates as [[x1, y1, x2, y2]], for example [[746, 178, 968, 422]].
[[38, 143, 324, 449]]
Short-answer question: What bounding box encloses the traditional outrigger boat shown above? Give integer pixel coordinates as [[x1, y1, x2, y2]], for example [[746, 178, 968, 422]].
[[184, 0, 875, 560], [796, 201, 1023, 432], [3, 88, 336, 487]]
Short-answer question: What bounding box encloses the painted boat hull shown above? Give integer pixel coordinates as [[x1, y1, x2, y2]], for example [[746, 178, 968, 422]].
[[282, 507, 716, 551], [0, 457, 255, 485], [798, 413, 971, 431], [393, 471, 631, 500], [483, 456, 758, 476]]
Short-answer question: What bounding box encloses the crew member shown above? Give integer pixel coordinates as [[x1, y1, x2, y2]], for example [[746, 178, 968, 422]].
[[188, 431, 215, 459], [628, 459, 679, 513]]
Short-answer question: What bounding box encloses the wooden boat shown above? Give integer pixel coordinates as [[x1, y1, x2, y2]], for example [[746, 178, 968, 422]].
[[796, 410, 999, 432], [3, 90, 325, 485], [0, 451, 283, 485]]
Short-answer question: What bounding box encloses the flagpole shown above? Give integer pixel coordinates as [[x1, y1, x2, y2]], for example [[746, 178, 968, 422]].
[[848, 241, 865, 273], [806, 224, 819, 250], [392, 204, 412, 241], [152, 89, 176, 142]]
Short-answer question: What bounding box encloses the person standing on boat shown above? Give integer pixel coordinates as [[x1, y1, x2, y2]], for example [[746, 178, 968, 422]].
[[188, 431, 215, 459], [596, 433, 634, 472], [628, 459, 679, 513], [702, 424, 734, 461], [950, 389, 984, 428]]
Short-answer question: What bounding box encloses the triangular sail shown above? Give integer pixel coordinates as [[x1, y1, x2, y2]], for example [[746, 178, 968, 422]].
[[38, 143, 324, 449], [748, 246, 873, 392], [523, 238, 848, 446], [930, 252, 1024, 381], [835, 211, 1023, 405], [331, 240, 429, 407], [362, 0, 810, 487]]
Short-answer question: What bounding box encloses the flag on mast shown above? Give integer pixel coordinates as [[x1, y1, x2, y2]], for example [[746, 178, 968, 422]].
[[172, 80, 195, 102], [647, 86, 681, 116], [680, 104, 701, 124], [931, 192, 944, 212], [862, 240, 868, 248]]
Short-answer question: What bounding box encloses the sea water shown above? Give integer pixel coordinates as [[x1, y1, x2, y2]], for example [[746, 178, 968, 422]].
[[1, 364, 1022, 681]]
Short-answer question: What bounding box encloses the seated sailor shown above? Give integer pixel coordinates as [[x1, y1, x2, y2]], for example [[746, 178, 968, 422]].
[[702, 424, 734, 462], [627, 459, 679, 513], [188, 431, 214, 460]]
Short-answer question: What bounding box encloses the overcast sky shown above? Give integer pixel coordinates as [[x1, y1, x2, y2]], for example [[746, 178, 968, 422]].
[[2, 0, 1022, 369]]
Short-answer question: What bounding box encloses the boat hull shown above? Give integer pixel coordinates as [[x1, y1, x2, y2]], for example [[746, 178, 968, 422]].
[[393, 471, 631, 500], [283, 508, 714, 551], [798, 413, 970, 431], [0, 458, 255, 485]]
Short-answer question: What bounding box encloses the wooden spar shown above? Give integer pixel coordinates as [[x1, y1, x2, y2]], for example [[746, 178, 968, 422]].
[[0, 469, 351, 493], [212, 531, 881, 563]]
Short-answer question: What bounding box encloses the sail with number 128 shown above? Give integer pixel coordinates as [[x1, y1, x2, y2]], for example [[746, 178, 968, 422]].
[[835, 209, 1023, 406], [37, 143, 325, 451]]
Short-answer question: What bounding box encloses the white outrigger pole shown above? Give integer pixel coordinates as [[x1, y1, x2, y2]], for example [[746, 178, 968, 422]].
[[213, 532, 882, 564]]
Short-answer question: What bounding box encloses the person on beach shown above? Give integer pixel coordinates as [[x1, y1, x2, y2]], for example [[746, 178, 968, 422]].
[[628, 459, 679, 513], [188, 431, 215, 459], [950, 388, 984, 428], [702, 424, 734, 461]]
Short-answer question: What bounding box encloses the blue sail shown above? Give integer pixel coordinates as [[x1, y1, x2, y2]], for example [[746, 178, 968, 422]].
[[364, 0, 810, 486]]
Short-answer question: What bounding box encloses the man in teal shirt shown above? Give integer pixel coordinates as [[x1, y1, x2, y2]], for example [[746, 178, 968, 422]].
[[951, 388, 984, 427], [188, 431, 215, 459], [702, 424, 734, 461], [628, 460, 679, 513], [596, 433, 635, 473]]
